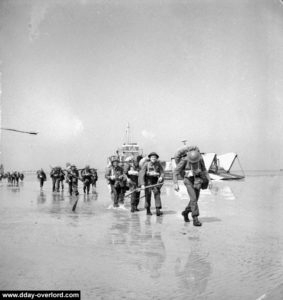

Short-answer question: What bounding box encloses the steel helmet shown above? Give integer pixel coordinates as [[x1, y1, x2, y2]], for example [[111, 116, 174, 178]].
[[187, 150, 201, 163], [111, 156, 119, 163], [148, 152, 159, 159]]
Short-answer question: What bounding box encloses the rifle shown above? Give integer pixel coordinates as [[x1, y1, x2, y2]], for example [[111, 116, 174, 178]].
[[124, 182, 163, 198], [72, 198, 79, 212], [63, 169, 83, 182]]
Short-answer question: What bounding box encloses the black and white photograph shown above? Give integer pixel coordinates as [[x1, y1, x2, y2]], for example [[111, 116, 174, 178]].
[[0, 0, 283, 299]]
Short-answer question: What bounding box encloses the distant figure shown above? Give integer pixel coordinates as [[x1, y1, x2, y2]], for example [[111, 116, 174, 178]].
[[37, 169, 47, 189], [124, 155, 143, 212], [66, 165, 79, 196], [81, 165, 93, 194], [139, 152, 164, 216], [12, 171, 20, 186], [105, 157, 127, 207], [59, 170, 65, 191], [19, 173, 24, 181], [173, 147, 211, 226]]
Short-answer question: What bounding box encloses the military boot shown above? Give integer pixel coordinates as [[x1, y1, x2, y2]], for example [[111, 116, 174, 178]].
[[193, 217, 202, 227], [156, 208, 163, 216], [146, 208, 152, 215], [181, 211, 190, 222], [131, 206, 135, 213]]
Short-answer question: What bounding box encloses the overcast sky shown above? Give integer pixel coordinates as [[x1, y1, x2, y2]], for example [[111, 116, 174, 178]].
[[0, 0, 282, 171]]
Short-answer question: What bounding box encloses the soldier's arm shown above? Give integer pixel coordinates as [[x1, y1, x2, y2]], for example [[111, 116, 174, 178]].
[[200, 158, 211, 181], [123, 164, 130, 175], [105, 168, 112, 180], [138, 164, 147, 187], [173, 159, 186, 184], [158, 163, 165, 181]]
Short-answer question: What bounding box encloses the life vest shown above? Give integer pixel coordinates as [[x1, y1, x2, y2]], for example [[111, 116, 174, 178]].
[[82, 169, 92, 179], [146, 162, 161, 177], [110, 166, 124, 180], [184, 161, 202, 178]]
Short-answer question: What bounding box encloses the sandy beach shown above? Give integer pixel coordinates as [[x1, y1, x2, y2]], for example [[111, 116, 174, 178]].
[[0, 171, 283, 299]]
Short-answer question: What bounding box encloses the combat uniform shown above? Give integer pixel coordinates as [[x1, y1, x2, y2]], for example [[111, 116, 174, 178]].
[[81, 167, 92, 194], [105, 162, 127, 207], [139, 152, 164, 216], [66, 166, 79, 196], [173, 149, 210, 226], [124, 160, 141, 212], [37, 169, 47, 189], [90, 168, 98, 192], [50, 167, 64, 192]]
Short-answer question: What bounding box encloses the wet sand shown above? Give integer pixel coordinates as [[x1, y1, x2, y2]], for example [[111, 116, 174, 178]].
[[1, 172, 283, 299]]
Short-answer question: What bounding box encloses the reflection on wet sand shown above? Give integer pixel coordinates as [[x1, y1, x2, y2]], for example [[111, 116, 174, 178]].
[[37, 191, 46, 204], [108, 210, 166, 279], [141, 216, 166, 278], [175, 233, 212, 298]]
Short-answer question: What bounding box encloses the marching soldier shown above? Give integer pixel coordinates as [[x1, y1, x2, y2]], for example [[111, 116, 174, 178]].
[[66, 165, 80, 196], [124, 155, 143, 212], [37, 168, 47, 189], [90, 168, 98, 192], [81, 165, 93, 194], [173, 147, 211, 226], [105, 157, 127, 207], [139, 152, 164, 216], [50, 166, 64, 192]]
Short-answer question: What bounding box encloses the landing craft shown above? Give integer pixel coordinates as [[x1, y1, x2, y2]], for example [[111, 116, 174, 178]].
[[107, 123, 143, 167], [202, 152, 245, 180]]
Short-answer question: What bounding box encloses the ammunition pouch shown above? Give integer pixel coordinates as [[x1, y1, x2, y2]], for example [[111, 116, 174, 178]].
[[200, 172, 209, 189], [193, 177, 203, 190]]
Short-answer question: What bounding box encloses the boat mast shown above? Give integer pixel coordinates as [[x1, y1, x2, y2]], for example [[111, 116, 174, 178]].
[[126, 122, 131, 144]]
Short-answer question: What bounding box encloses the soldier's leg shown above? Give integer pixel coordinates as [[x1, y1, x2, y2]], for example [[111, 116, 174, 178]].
[[135, 191, 141, 211], [56, 179, 60, 192], [86, 182, 90, 194], [118, 186, 125, 204], [69, 183, 72, 195], [130, 192, 136, 212], [184, 178, 201, 226], [153, 187, 163, 216], [111, 184, 119, 206], [145, 188, 152, 215], [52, 178, 56, 192]]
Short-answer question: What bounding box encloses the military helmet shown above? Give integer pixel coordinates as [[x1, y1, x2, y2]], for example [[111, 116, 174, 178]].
[[111, 156, 119, 163], [187, 150, 201, 163], [148, 152, 159, 159]]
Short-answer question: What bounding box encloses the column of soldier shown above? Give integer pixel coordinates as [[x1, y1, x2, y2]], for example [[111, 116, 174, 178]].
[[37, 145, 212, 226], [0, 171, 24, 185], [37, 163, 98, 196]]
